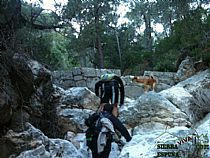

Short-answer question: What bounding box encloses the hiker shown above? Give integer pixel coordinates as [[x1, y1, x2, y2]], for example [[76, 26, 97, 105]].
[[85, 103, 131, 158], [95, 73, 124, 117]]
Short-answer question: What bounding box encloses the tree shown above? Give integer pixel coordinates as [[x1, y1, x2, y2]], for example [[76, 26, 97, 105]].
[[127, 0, 157, 51], [0, 0, 79, 70], [0, 0, 64, 51], [0, 0, 23, 50], [154, 6, 210, 71], [63, 0, 120, 68]]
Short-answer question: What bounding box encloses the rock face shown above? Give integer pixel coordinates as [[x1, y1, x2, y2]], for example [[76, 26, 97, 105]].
[[161, 69, 210, 123], [27, 59, 57, 137], [119, 126, 202, 158], [195, 113, 210, 158], [55, 86, 100, 134], [61, 87, 100, 110], [0, 55, 18, 127], [175, 56, 196, 83], [0, 53, 58, 137], [119, 92, 191, 130], [0, 123, 86, 158], [12, 53, 34, 105]]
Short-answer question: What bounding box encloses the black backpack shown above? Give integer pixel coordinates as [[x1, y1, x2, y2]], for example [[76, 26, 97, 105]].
[[100, 75, 119, 97], [85, 112, 112, 150], [85, 112, 102, 149]]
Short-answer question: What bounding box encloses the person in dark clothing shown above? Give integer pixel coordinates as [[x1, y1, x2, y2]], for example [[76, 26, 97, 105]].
[[85, 103, 131, 158], [95, 73, 125, 117]]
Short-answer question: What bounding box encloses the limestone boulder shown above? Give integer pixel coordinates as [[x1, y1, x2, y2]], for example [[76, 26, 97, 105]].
[[160, 69, 210, 123], [12, 54, 34, 105], [119, 127, 200, 158], [61, 87, 100, 110], [56, 87, 100, 134], [57, 108, 93, 134], [0, 58, 18, 126], [119, 92, 191, 129], [195, 113, 210, 158], [0, 123, 86, 158], [175, 56, 196, 83], [124, 85, 144, 99]]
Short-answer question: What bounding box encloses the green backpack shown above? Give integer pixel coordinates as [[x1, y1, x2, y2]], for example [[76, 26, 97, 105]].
[[100, 73, 116, 81]]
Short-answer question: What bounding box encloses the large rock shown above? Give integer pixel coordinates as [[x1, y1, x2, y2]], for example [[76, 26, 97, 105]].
[[0, 123, 86, 158], [176, 69, 210, 93], [124, 85, 144, 99], [195, 113, 210, 158], [121, 75, 145, 98], [175, 56, 196, 83], [56, 87, 100, 134], [6, 54, 61, 138], [61, 87, 100, 110], [0, 53, 58, 136], [0, 55, 18, 126], [28, 59, 53, 104], [161, 69, 210, 123], [120, 112, 210, 158], [12, 53, 34, 105], [119, 92, 191, 129], [161, 87, 194, 117], [57, 108, 93, 134], [119, 127, 202, 158]]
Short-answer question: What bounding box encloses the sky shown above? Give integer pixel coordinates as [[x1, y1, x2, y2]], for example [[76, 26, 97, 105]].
[[43, 0, 68, 10], [24, 0, 164, 33], [24, 0, 67, 10]]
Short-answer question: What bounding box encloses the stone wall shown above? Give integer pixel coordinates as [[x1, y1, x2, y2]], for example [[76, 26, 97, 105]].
[[144, 70, 176, 86], [52, 67, 177, 99], [52, 67, 121, 91], [121, 71, 176, 99]]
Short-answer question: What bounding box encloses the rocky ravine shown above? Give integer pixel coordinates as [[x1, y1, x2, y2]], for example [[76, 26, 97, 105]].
[[0, 53, 209, 158]]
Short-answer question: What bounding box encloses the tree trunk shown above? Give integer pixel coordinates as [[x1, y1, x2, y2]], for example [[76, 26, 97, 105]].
[[94, 4, 104, 69], [0, 0, 63, 51], [0, 0, 23, 50], [115, 31, 122, 69], [143, 14, 152, 51], [96, 34, 104, 68]]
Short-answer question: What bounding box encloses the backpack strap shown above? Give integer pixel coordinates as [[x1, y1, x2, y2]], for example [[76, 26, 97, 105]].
[[101, 83, 105, 98], [111, 85, 115, 104]]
